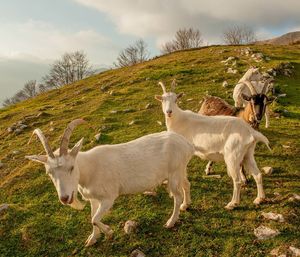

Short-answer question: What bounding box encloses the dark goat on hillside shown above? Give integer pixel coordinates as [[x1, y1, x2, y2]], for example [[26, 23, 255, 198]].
[[199, 79, 274, 177]]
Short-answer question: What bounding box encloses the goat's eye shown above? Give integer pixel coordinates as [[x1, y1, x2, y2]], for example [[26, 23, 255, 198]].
[[69, 166, 74, 173]]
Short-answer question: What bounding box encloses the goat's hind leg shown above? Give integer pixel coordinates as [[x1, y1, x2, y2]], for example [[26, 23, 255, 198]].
[[165, 177, 184, 228]]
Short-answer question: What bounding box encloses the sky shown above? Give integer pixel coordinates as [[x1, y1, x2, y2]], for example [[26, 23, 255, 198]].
[[0, 0, 299, 103]]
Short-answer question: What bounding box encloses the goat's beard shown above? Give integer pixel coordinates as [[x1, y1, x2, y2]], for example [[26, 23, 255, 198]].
[[69, 192, 86, 210]]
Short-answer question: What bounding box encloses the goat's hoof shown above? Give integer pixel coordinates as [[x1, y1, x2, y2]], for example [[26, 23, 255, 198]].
[[180, 203, 188, 211], [164, 220, 175, 228], [104, 228, 114, 239], [253, 197, 265, 205], [85, 236, 97, 247], [225, 202, 238, 210]]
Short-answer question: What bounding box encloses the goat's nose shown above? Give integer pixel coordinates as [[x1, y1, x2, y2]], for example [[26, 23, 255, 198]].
[[60, 195, 69, 204], [167, 110, 172, 114]]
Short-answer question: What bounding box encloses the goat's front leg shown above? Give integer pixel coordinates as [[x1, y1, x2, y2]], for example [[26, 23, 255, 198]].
[[85, 198, 115, 247], [265, 106, 270, 128], [205, 161, 214, 175]]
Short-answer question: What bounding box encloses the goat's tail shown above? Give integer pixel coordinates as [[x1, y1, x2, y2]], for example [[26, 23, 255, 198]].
[[253, 130, 272, 152]]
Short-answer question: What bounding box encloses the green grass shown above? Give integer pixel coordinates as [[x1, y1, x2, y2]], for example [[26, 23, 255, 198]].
[[0, 44, 299, 257]]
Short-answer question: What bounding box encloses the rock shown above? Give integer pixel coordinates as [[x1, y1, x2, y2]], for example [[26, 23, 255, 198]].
[[270, 247, 281, 256], [94, 133, 101, 141], [49, 121, 54, 126], [14, 128, 23, 135], [261, 212, 285, 222], [221, 56, 236, 63], [0, 204, 9, 214], [157, 121, 163, 126], [186, 98, 194, 102], [254, 225, 280, 240], [143, 191, 157, 196], [282, 145, 290, 149], [203, 175, 221, 179], [129, 120, 136, 125], [145, 103, 152, 109], [124, 220, 138, 234], [49, 128, 55, 132], [289, 193, 300, 202], [222, 81, 228, 88], [7, 127, 13, 133], [110, 110, 118, 114], [278, 93, 287, 97], [123, 108, 135, 113], [289, 246, 300, 256], [227, 68, 238, 74], [130, 249, 145, 257], [262, 166, 273, 175]]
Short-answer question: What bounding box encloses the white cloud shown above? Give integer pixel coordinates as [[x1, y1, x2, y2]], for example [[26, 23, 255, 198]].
[[74, 0, 300, 45], [0, 19, 119, 64]]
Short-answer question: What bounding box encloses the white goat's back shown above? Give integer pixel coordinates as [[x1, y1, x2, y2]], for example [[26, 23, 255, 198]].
[[77, 131, 194, 196]]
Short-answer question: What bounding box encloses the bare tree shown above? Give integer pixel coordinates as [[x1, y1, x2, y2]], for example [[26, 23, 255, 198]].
[[22, 80, 38, 98], [161, 28, 203, 54], [115, 39, 150, 68], [223, 25, 256, 45], [43, 51, 94, 89]]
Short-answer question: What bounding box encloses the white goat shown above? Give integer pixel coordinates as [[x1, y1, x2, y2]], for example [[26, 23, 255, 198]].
[[155, 80, 271, 210], [26, 120, 194, 247]]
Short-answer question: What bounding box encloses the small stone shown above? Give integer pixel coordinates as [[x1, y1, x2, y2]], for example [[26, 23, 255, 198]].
[[186, 98, 194, 102], [203, 175, 222, 179], [124, 220, 138, 234], [94, 133, 101, 141], [265, 57, 271, 61], [109, 90, 114, 95], [130, 249, 145, 257], [227, 68, 238, 74], [289, 246, 300, 256], [289, 193, 300, 202], [262, 166, 273, 175], [157, 121, 163, 126], [129, 120, 136, 125], [110, 110, 118, 114], [282, 145, 290, 149], [222, 81, 228, 88], [261, 212, 285, 222], [12, 150, 20, 155], [50, 121, 54, 126], [14, 128, 23, 135], [7, 127, 13, 133], [0, 204, 9, 214], [232, 60, 237, 66], [143, 191, 157, 196], [145, 103, 152, 109], [278, 93, 287, 97], [254, 225, 280, 240], [49, 128, 54, 132]]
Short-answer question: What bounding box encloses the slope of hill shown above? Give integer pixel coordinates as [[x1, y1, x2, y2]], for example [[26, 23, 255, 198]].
[[256, 31, 300, 45], [0, 45, 299, 257]]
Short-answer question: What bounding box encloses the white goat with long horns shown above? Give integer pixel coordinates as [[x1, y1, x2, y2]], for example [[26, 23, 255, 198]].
[[155, 80, 271, 210], [26, 119, 194, 247]]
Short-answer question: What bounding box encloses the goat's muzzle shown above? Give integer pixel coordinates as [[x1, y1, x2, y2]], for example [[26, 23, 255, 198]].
[[60, 191, 74, 205]]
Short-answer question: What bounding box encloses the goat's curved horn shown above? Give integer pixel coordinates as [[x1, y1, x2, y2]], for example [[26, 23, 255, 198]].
[[29, 129, 55, 158], [243, 80, 257, 95], [60, 119, 86, 156], [171, 79, 176, 92], [158, 82, 167, 94], [261, 78, 273, 94]]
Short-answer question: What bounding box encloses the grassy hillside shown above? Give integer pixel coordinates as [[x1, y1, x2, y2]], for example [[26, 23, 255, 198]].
[[0, 45, 299, 257]]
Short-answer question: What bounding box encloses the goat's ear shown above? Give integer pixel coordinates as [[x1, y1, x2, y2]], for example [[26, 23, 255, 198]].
[[266, 96, 276, 105], [241, 93, 251, 101], [176, 92, 184, 99], [70, 138, 84, 157], [155, 95, 163, 101], [25, 155, 48, 164]]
